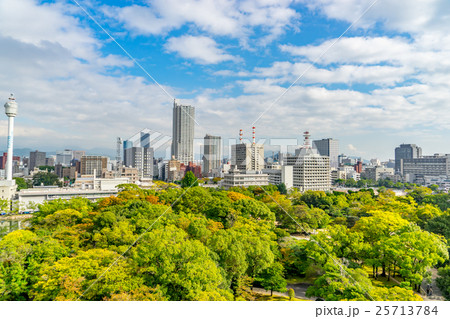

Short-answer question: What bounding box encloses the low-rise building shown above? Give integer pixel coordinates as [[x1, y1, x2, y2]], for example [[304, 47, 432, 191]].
[[17, 188, 119, 210], [222, 170, 269, 189], [363, 166, 394, 181], [262, 166, 293, 189]]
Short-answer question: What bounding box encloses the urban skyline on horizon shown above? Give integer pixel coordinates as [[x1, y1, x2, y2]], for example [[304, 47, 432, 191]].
[[2, 0, 450, 161]]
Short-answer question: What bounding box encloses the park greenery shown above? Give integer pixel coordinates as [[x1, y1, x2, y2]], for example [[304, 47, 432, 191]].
[[334, 177, 421, 190], [1, 180, 449, 301]]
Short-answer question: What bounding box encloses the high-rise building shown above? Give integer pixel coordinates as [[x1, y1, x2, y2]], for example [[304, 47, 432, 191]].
[[124, 146, 154, 179], [171, 101, 195, 165], [395, 144, 422, 174], [80, 156, 108, 177], [224, 128, 268, 188], [124, 129, 155, 179], [29, 150, 46, 170], [56, 149, 73, 166], [231, 143, 264, 171], [286, 132, 331, 192], [203, 134, 222, 176], [72, 151, 86, 161], [313, 138, 339, 168], [46, 157, 55, 167]]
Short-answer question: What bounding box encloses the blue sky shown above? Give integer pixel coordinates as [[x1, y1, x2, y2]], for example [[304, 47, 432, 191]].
[[1, 0, 450, 161]]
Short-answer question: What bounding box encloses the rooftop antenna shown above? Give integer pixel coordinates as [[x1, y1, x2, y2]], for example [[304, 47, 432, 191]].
[[303, 131, 311, 148], [252, 126, 256, 145]]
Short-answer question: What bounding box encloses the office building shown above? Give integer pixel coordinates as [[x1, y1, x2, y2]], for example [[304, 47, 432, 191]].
[[72, 151, 86, 161], [400, 155, 450, 181], [313, 138, 339, 168], [46, 157, 55, 167], [171, 101, 195, 165], [124, 146, 154, 179], [167, 156, 182, 182], [223, 170, 269, 188], [203, 134, 222, 176], [123, 129, 153, 149], [395, 144, 422, 174], [29, 150, 46, 170], [80, 156, 108, 177], [263, 165, 293, 189], [231, 143, 264, 171], [286, 132, 331, 192], [363, 166, 394, 181], [103, 167, 140, 183], [124, 129, 156, 179], [55, 149, 73, 166]]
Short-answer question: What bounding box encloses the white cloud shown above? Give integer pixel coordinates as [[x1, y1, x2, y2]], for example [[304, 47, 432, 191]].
[[280, 36, 412, 65], [103, 0, 300, 44], [165, 35, 237, 64], [0, 1, 174, 150], [301, 0, 450, 35], [0, 0, 97, 61], [348, 144, 357, 151]]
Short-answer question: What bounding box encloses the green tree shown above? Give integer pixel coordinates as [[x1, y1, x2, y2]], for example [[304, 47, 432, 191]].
[[181, 171, 198, 188], [370, 286, 422, 301], [425, 215, 450, 240], [255, 262, 287, 296], [0, 230, 69, 300], [32, 249, 141, 301], [436, 266, 450, 300], [385, 225, 448, 290], [132, 226, 232, 301], [32, 172, 61, 187], [429, 184, 439, 192], [288, 288, 295, 300], [38, 165, 55, 172], [306, 265, 373, 301], [276, 183, 287, 195], [13, 177, 29, 190], [407, 187, 432, 204]]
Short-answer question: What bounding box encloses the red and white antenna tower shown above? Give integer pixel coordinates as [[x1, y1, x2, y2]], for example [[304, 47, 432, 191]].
[[252, 126, 256, 144], [239, 129, 243, 143], [303, 131, 311, 148]]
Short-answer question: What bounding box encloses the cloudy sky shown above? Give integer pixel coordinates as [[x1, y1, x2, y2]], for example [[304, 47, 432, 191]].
[[1, 0, 450, 160]]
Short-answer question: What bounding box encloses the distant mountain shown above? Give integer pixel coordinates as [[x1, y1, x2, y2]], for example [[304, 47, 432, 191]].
[[2, 147, 116, 159], [1, 148, 34, 157], [84, 148, 116, 158]]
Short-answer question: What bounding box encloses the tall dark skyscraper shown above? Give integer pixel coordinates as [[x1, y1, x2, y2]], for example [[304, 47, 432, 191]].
[[312, 138, 339, 168], [29, 150, 46, 171], [203, 134, 222, 175], [171, 100, 195, 165], [395, 144, 422, 174]]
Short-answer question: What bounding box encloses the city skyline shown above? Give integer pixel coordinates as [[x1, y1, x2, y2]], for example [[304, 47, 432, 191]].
[[1, 0, 450, 160]]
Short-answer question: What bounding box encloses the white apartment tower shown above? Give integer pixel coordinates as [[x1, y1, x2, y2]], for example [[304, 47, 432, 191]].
[[286, 131, 331, 192], [171, 100, 195, 165]]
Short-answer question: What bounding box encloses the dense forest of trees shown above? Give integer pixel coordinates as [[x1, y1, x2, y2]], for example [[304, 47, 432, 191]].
[[1, 182, 449, 301]]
